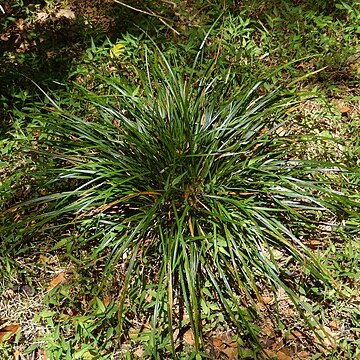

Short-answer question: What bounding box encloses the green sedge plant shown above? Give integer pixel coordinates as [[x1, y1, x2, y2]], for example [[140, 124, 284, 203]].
[[8, 45, 360, 356]]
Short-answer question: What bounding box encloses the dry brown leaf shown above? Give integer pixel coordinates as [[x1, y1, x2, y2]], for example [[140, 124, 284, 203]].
[[329, 320, 339, 329], [333, 99, 351, 114], [260, 296, 273, 305], [261, 325, 275, 337], [0, 323, 20, 343], [276, 350, 292, 360], [221, 344, 238, 360], [306, 240, 323, 248], [183, 329, 194, 346], [212, 336, 223, 348], [3, 289, 15, 299], [264, 349, 292, 360], [133, 347, 144, 358], [284, 306, 294, 316], [276, 287, 288, 300], [47, 272, 66, 292], [103, 295, 112, 307], [288, 329, 302, 340], [65, 307, 75, 316], [296, 350, 310, 358], [172, 328, 179, 341], [145, 293, 153, 302], [15, 18, 25, 32], [350, 63, 360, 74], [285, 106, 299, 114], [56, 8, 75, 19], [39, 348, 49, 360], [0, 33, 10, 41], [340, 105, 351, 113], [36, 12, 49, 23], [275, 126, 287, 136]]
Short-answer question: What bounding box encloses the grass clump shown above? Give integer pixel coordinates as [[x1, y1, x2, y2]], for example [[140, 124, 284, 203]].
[[8, 47, 359, 356]]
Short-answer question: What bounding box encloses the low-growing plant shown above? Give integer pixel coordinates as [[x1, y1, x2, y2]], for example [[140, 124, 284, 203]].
[[6, 45, 360, 357]]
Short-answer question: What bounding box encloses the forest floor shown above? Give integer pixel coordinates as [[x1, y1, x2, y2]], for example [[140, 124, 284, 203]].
[[0, 1, 359, 359]]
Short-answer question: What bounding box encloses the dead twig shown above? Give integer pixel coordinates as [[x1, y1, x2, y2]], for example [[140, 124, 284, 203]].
[[113, 0, 180, 35]]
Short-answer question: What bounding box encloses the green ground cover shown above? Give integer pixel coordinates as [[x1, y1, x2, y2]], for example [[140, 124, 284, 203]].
[[0, 0, 359, 359]]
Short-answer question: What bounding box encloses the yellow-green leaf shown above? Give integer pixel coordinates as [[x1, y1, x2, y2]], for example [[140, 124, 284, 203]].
[[110, 43, 125, 58]]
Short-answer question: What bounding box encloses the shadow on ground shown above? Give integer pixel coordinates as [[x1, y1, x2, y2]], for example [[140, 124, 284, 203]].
[[0, 0, 158, 137]]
